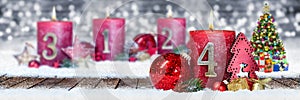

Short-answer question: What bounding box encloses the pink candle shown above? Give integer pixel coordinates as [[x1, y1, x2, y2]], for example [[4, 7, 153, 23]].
[[93, 17, 125, 60], [37, 7, 72, 66], [157, 10, 186, 54]]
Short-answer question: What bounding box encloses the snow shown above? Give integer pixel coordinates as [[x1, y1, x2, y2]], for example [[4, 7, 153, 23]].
[[0, 38, 300, 78], [0, 88, 299, 100], [0, 58, 156, 78]]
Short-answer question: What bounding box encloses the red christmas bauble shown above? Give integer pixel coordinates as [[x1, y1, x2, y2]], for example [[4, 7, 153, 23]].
[[134, 34, 157, 55], [28, 60, 40, 68], [212, 81, 227, 91], [150, 53, 192, 90]]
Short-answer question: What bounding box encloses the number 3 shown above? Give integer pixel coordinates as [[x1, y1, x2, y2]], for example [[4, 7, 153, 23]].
[[197, 42, 217, 77], [42, 32, 58, 60]]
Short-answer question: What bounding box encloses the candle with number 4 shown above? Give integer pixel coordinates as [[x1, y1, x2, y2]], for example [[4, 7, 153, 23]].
[[37, 7, 73, 66], [93, 8, 125, 60], [187, 11, 235, 89], [157, 8, 186, 54]]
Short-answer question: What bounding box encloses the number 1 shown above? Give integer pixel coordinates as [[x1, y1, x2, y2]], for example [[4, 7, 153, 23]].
[[103, 29, 110, 53]]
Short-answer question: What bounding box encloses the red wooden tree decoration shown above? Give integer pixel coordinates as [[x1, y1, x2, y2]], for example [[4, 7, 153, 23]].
[[227, 32, 259, 80]]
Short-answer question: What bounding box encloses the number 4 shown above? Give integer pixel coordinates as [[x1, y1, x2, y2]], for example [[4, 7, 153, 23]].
[[197, 42, 217, 77]]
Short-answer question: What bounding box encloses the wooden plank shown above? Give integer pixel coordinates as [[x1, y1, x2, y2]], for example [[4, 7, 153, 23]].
[[271, 79, 293, 89], [11, 77, 46, 89], [76, 78, 101, 89], [118, 79, 138, 89], [33, 78, 64, 89], [50, 78, 83, 89], [67, 78, 84, 91], [27, 78, 48, 89], [137, 78, 153, 89], [268, 79, 287, 89], [95, 78, 120, 89], [0, 77, 28, 88], [0, 75, 11, 83], [288, 78, 300, 83], [273, 78, 299, 88]]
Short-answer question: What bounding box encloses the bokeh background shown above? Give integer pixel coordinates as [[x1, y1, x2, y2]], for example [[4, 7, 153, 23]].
[[0, 0, 299, 68]]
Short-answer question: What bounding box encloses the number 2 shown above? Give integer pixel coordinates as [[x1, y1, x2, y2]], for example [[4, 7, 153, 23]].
[[42, 32, 58, 60], [162, 28, 173, 49], [197, 42, 217, 77]]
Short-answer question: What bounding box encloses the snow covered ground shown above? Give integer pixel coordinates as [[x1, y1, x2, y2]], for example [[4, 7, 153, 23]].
[[0, 88, 299, 100], [0, 37, 299, 78]]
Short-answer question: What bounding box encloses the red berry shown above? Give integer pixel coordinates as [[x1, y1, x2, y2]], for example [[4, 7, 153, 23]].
[[53, 61, 60, 68], [128, 57, 137, 62], [28, 60, 40, 68], [213, 82, 221, 90], [218, 85, 227, 92], [213, 82, 227, 91]]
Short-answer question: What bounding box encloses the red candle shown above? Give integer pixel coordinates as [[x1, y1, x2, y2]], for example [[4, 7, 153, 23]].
[[93, 16, 125, 60], [188, 30, 235, 89], [37, 7, 72, 66], [157, 8, 186, 54]]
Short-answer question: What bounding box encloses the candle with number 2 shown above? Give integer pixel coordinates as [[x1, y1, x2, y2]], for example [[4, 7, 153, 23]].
[[157, 8, 186, 54], [93, 8, 125, 60], [188, 11, 235, 89], [37, 7, 73, 66]]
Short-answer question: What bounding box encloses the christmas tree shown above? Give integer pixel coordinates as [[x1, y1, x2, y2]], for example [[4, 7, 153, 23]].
[[228, 33, 258, 80], [250, 1, 289, 72]]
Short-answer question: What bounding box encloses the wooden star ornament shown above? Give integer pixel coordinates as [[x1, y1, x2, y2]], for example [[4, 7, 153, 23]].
[[14, 46, 38, 65], [62, 36, 94, 60]]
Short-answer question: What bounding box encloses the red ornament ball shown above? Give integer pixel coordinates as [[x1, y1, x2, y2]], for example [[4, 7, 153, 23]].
[[28, 60, 40, 68], [92, 52, 105, 61], [134, 34, 157, 55], [150, 53, 192, 90], [213, 81, 227, 92]]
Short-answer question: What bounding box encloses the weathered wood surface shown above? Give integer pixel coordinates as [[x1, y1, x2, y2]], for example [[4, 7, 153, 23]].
[[0, 75, 299, 91]]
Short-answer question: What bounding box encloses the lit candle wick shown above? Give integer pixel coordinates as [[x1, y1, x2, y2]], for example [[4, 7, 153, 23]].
[[106, 7, 110, 17], [52, 6, 57, 21], [209, 10, 214, 30], [167, 7, 173, 18]]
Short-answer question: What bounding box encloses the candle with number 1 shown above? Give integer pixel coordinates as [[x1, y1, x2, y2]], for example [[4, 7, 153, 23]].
[[37, 7, 73, 66], [157, 8, 186, 54], [93, 8, 125, 60], [188, 11, 235, 89]]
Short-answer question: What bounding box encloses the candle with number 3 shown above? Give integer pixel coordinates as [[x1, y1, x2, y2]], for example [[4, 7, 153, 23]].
[[157, 8, 186, 54], [188, 11, 235, 89], [37, 7, 73, 66], [93, 8, 125, 60]]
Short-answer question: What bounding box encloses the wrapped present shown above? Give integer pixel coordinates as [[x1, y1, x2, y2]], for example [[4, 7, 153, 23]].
[[228, 78, 250, 91], [250, 78, 271, 90], [264, 58, 273, 73]]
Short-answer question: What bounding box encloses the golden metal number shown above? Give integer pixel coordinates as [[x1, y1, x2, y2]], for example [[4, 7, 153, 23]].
[[103, 29, 110, 53], [162, 28, 173, 49], [197, 42, 217, 77], [42, 32, 58, 60]]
